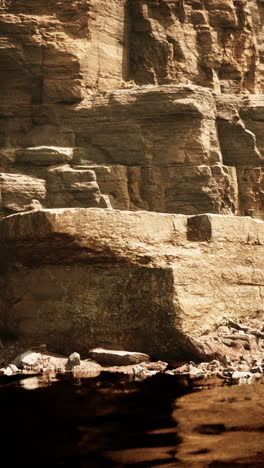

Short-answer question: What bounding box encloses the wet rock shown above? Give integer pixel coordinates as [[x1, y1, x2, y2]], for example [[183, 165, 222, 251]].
[[231, 371, 253, 385], [7, 364, 19, 373], [65, 352, 81, 370], [13, 351, 41, 369], [172, 363, 190, 374], [89, 348, 150, 366], [3, 366, 13, 376], [140, 361, 167, 372], [251, 366, 263, 374]]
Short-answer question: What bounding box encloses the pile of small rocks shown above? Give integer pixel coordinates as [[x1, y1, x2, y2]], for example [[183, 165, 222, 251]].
[[0, 347, 167, 380], [166, 356, 263, 385], [0, 317, 263, 386], [165, 318, 264, 385]]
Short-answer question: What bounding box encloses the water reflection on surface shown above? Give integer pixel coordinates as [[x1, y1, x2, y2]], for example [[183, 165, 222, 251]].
[[1, 372, 264, 467], [174, 381, 264, 467]]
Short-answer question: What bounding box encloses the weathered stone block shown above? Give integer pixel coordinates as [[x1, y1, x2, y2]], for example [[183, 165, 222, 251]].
[[0, 208, 187, 247], [65, 86, 222, 167], [187, 213, 264, 244], [46, 165, 110, 209], [16, 147, 74, 166], [0, 173, 46, 216]]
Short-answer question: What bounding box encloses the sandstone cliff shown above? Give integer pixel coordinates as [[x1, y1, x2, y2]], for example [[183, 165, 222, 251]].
[[0, 0, 264, 359], [1, 208, 263, 359]]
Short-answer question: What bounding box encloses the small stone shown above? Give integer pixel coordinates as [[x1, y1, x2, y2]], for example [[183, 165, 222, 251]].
[[66, 352, 81, 370], [13, 351, 41, 369], [247, 373, 262, 385], [175, 363, 190, 374], [3, 367, 13, 376], [142, 361, 167, 372], [221, 338, 233, 347], [189, 365, 203, 378], [251, 366, 263, 374], [231, 371, 252, 385], [133, 364, 144, 376], [238, 364, 250, 372], [210, 360, 220, 366], [197, 362, 210, 370], [8, 364, 19, 373], [39, 344, 47, 350], [222, 355, 232, 366]]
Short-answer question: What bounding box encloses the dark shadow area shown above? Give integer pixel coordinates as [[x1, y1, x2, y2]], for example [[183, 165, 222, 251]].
[[0, 372, 187, 467]]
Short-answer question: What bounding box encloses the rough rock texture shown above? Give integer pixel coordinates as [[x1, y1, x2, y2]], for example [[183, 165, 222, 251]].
[[0, 173, 46, 218], [129, 0, 261, 93], [89, 348, 150, 366], [0, 2, 264, 220], [2, 84, 264, 218], [0, 208, 263, 359], [1, 1, 264, 359]]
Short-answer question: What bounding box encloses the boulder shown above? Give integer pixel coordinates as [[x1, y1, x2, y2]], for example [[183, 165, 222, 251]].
[[13, 351, 41, 369], [89, 348, 150, 366], [66, 352, 81, 370]]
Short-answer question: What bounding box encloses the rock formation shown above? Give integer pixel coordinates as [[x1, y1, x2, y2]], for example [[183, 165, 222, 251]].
[[0, 208, 263, 359], [0, 0, 264, 359]]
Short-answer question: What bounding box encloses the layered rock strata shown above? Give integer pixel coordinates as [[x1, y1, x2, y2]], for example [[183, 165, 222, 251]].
[[0, 208, 263, 359], [0, 1, 264, 220], [0, 0, 264, 359], [1, 85, 264, 219]]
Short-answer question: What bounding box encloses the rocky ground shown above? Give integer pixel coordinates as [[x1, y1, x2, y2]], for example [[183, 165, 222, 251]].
[[1, 317, 263, 387]]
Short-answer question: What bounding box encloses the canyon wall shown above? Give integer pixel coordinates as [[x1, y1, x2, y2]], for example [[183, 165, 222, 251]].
[[0, 0, 264, 358]]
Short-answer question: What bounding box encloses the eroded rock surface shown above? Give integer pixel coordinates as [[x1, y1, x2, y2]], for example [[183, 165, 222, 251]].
[[0, 1, 264, 362], [0, 208, 263, 360], [0, 1, 264, 219], [1, 85, 264, 218]]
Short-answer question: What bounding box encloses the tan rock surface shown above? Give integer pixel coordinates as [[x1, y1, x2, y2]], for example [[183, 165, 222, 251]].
[[1, 82, 264, 217], [0, 0, 264, 362], [129, 0, 261, 93], [0, 208, 263, 359], [0, 172, 46, 218]]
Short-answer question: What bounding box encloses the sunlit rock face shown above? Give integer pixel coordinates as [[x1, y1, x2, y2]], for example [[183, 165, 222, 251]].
[[0, 209, 263, 359], [129, 0, 261, 94], [0, 1, 264, 218], [1, 84, 264, 218], [0, 1, 264, 357]]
